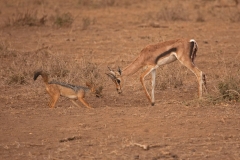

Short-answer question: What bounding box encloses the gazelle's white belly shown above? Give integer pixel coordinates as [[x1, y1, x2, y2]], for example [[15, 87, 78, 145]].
[[156, 53, 177, 68]]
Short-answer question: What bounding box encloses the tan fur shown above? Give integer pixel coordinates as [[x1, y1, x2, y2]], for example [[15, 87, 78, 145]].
[[34, 71, 101, 109], [107, 39, 207, 106]]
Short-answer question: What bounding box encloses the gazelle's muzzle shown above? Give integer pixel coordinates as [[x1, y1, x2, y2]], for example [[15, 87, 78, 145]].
[[117, 88, 122, 94]]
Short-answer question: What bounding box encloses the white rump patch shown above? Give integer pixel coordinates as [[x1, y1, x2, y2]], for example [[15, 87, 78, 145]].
[[189, 39, 198, 50], [190, 39, 196, 42]]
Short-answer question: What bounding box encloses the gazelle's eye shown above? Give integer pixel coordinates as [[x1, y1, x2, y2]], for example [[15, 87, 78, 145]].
[[116, 79, 120, 84]]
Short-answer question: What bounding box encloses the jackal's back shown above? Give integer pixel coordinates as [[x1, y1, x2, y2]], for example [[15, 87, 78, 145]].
[[49, 80, 89, 93]]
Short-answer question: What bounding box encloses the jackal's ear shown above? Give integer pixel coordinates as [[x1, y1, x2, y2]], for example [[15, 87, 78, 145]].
[[98, 86, 103, 92], [86, 81, 94, 88], [95, 86, 103, 98]]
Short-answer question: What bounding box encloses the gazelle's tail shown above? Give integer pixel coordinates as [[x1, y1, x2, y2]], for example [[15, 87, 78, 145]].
[[33, 70, 49, 84], [189, 39, 198, 64]]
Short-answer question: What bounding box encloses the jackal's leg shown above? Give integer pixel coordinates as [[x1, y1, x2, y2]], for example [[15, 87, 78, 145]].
[[49, 94, 59, 108], [70, 100, 82, 108], [78, 97, 93, 109]]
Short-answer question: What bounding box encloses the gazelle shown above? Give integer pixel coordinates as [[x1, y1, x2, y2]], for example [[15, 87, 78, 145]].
[[106, 38, 206, 106]]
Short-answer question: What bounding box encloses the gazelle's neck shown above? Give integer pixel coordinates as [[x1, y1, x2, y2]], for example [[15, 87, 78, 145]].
[[121, 56, 143, 77]]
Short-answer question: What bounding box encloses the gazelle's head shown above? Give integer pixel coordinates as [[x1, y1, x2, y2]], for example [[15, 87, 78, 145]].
[[106, 66, 123, 94]]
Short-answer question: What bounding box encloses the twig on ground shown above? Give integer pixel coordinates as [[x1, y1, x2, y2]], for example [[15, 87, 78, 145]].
[[59, 136, 81, 143], [130, 142, 166, 150]]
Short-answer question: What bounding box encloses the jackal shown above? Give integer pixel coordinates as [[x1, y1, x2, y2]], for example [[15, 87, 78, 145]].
[[33, 71, 102, 108]]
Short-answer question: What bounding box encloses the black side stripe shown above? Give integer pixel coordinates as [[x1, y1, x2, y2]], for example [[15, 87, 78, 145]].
[[155, 48, 177, 64]]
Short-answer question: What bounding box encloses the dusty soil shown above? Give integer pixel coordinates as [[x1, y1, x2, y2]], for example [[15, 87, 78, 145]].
[[1, 0, 240, 159]]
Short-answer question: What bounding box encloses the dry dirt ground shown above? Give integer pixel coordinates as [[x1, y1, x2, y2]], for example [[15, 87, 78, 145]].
[[1, 0, 240, 159]]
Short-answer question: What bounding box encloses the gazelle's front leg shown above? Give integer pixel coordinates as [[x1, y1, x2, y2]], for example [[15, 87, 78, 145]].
[[151, 69, 156, 106], [140, 67, 154, 105]]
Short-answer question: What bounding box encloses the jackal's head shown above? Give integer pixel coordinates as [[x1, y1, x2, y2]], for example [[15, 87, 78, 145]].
[[86, 82, 103, 98], [106, 66, 123, 94]]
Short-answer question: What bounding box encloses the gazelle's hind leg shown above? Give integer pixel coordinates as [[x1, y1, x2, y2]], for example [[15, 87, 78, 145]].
[[202, 73, 207, 92], [179, 60, 206, 98]]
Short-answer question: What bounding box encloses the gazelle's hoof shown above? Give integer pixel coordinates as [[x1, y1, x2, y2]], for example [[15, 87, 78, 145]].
[[151, 102, 155, 106]]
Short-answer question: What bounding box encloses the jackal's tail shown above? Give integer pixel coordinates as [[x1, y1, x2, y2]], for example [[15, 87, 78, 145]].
[[33, 70, 49, 84]]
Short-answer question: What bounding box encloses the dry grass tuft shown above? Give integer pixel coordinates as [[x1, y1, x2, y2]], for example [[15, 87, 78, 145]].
[[157, 3, 190, 21], [81, 17, 96, 30], [3, 9, 75, 28], [0, 41, 17, 58], [51, 12, 74, 27], [228, 10, 240, 22], [212, 54, 240, 102], [77, 0, 132, 8], [186, 57, 240, 106], [217, 76, 240, 101], [155, 62, 187, 90], [4, 9, 46, 27], [0, 45, 104, 88]]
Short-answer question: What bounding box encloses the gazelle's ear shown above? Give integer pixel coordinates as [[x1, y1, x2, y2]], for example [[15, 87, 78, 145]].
[[118, 66, 122, 75]]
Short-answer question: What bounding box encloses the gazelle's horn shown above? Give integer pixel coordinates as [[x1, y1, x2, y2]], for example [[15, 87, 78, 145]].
[[118, 66, 122, 75], [107, 66, 116, 75], [108, 66, 113, 71], [106, 73, 116, 80]]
